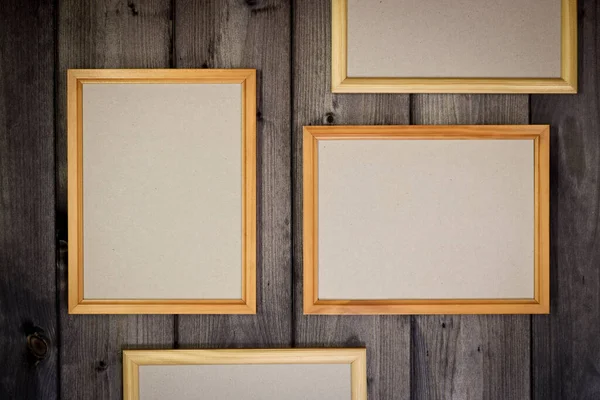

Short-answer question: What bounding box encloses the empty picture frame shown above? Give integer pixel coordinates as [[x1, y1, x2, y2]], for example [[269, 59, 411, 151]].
[[67, 69, 256, 314], [331, 0, 577, 93], [303, 125, 549, 315], [123, 349, 367, 400]]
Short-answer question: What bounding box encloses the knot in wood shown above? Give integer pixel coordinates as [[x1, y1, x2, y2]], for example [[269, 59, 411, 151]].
[[96, 361, 109, 372], [27, 332, 49, 360]]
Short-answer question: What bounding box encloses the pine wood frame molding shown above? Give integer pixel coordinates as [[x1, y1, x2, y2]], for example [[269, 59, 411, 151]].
[[123, 348, 367, 400], [67, 69, 257, 314], [303, 125, 550, 315], [331, 0, 577, 93]]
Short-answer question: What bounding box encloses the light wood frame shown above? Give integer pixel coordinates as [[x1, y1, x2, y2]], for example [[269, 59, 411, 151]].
[[332, 0, 577, 93], [67, 69, 257, 314], [303, 125, 550, 315], [123, 348, 367, 400]]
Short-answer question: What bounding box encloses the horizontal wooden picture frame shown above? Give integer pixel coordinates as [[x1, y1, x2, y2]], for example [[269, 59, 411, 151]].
[[303, 125, 549, 315], [67, 69, 256, 314], [332, 0, 577, 93], [123, 348, 367, 400]]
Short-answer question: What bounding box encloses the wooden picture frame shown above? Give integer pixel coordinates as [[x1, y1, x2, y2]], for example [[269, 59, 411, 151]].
[[303, 125, 550, 315], [332, 0, 577, 93], [67, 69, 256, 314], [123, 348, 367, 400]]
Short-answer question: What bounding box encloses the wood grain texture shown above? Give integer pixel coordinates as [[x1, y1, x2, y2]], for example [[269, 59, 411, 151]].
[[411, 94, 531, 400], [0, 0, 56, 398], [532, 0, 600, 398], [0, 1, 596, 399], [57, 1, 174, 399], [293, 1, 411, 398], [412, 316, 531, 399], [412, 95, 534, 125], [174, 0, 292, 347]]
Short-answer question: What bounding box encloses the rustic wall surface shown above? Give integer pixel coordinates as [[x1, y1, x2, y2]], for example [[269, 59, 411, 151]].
[[0, 0, 599, 399]]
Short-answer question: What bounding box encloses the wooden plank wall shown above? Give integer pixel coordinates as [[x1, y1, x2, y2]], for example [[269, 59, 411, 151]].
[[531, 1, 600, 399], [0, 1, 56, 399], [411, 94, 531, 399], [292, 1, 411, 398], [56, 2, 174, 399], [0, 0, 599, 399], [174, 0, 293, 350]]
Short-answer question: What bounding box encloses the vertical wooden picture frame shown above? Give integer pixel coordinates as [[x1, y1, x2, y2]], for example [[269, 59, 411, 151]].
[[303, 125, 550, 315], [332, 0, 577, 93], [123, 349, 367, 400], [68, 69, 256, 314]]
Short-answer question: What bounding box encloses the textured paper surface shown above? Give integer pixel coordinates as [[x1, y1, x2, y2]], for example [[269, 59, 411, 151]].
[[82, 83, 242, 299], [318, 139, 535, 299], [347, 0, 562, 78], [139, 364, 351, 400]]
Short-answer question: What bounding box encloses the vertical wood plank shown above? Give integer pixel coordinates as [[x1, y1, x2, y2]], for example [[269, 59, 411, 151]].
[[411, 94, 531, 400], [174, 0, 293, 348], [292, 1, 411, 399], [532, 0, 600, 398], [57, 1, 174, 399], [0, 0, 56, 398]]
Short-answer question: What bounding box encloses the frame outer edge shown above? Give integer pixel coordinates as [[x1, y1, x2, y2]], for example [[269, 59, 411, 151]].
[[244, 70, 258, 314], [121, 348, 364, 398], [123, 351, 140, 400], [539, 126, 551, 313], [331, 0, 348, 91], [351, 349, 368, 400], [303, 127, 317, 314], [333, 0, 578, 94], [67, 69, 259, 314], [303, 125, 549, 315], [561, 0, 578, 92], [67, 70, 80, 313]]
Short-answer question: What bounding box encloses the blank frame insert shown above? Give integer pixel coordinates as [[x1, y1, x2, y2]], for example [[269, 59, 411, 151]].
[[303, 126, 550, 315], [123, 349, 367, 400], [332, 0, 577, 93], [67, 69, 256, 314]]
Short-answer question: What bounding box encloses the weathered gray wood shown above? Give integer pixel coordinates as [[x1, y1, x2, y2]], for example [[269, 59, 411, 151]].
[[57, 1, 174, 399], [412, 95, 534, 125], [532, 0, 600, 398], [1, 1, 597, 399], [411, 94, 531, 400], [174, 0, 293, 348], [412, 315, 530, 399], [292, 1, 411, 399], [0, 0, 56, 398]]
